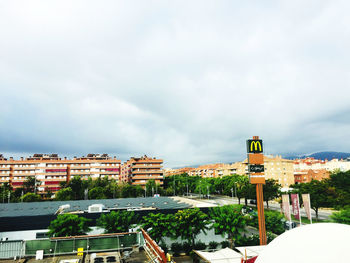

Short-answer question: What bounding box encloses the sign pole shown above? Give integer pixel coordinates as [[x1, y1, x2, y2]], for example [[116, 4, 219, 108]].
[[247, 136, 267, 245]]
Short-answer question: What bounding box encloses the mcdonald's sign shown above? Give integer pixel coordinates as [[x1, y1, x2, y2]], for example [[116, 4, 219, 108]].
[[247, 139, 263, 153]]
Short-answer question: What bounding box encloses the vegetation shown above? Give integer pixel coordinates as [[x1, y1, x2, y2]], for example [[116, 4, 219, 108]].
[[21, 193, 42, 202], [173, 208, 210, 246], [209, 205, 247, 248], [142, 213, 174, 243], [48, 214, 91, 237], [331, 208, 350, 225], [97, 211, 137, 233]]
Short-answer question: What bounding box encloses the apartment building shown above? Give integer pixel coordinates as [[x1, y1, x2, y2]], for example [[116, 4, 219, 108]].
[[188, 164, 223, 178], [0, 154, 120, 194], [120, 155, 163, 187], [164, 167, 194, 177], [293, 157, 350, 172], [228, 155, 294, 187], [294, 169, 330, 184]]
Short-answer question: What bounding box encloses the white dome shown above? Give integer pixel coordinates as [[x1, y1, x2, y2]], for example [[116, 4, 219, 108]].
[[256, 223, 350, 263]]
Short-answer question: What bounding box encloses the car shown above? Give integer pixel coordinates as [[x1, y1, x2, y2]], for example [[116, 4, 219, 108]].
[[284, 221, 297, 229], [249, 199, 257, 205]]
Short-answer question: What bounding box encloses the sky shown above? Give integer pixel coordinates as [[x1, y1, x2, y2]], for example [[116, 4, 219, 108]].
[[1, 1, 350, 168]]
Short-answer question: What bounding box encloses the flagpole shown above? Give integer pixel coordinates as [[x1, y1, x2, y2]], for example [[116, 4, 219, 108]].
[[298, 194, 302, 226]]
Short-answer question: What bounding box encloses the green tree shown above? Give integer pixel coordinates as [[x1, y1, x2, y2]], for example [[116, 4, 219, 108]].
[[173, 208, 210, 246], [328, 171, 350, 209], [209, 205, 246, 248], [97, 211, 137, 233], [23, 176, 40, 193], [292, 180, 336, 219], [263, 179, 281, 208], [331, 208, 350, 225], [88, 187, 107, 199], [67, 176, 85, 200], [121, 184, 144, 198], [21, 192, 42, 202], [48, 214, 91, 237], [55, 187, 75, 201], [142, 213, 174, 243]]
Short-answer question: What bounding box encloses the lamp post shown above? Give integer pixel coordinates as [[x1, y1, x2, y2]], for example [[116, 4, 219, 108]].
[[207, 185, 209, 200], [234, 182, 237, 198], [145, 186, 147, 198], [231, 188, 233, 199]]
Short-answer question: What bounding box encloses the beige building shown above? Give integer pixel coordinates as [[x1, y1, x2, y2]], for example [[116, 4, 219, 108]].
[[223, 155, 294, 187]]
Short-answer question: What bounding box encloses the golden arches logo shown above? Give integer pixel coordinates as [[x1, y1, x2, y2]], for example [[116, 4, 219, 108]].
[[250, 141, 262, 152]]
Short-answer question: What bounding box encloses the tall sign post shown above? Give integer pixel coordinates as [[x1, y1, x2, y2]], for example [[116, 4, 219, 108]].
[[247, 136, 267, 245]]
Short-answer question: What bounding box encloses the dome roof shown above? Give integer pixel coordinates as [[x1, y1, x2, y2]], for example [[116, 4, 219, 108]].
[[256, 223, 350, 263]]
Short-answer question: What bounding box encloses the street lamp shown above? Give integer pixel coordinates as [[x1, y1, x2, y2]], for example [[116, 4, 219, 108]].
[[207, 185, 209, 200], [234, 182, 237, 198], [231, 188, 233, 199], [145, 186, 147, 198]]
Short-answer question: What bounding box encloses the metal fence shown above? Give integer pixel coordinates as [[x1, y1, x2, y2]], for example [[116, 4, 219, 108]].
[[0, 232, 141, 259], [0, 240, 25, 259]]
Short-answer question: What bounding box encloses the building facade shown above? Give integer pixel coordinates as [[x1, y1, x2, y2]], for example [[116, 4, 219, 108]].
[[120, 155, 164, 187], [0, 154, 120, 194], [294, 169, 330, 184]]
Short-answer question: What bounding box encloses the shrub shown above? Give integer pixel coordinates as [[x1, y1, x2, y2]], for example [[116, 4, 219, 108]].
[[193, 242, 206, 250], [208, 241, 219, 250], [220, 241, 230, 248], [182, 242, 193, 255], [171, 242, 182, 256], [159, 242, 168, 254]]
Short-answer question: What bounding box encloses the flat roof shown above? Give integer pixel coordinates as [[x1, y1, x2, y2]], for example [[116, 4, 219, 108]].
[[0, 196, 191, 218]]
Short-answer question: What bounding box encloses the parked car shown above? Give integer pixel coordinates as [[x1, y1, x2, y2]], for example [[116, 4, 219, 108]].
[[249, 199, 257, 205], [284, 221, 297, 229]]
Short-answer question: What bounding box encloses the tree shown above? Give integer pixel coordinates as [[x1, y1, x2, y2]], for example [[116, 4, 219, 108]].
[[173, 208, 210, 246], [48, 214, 91, 237], [21, 192, 42, 202], [264, 210, 285, 235], [121, 184, 144, 198], [55, 187, 75, 201], [67, 176, 85, 200], [97, 211, 137, 233], [23, 176, 40, 193], [88, 187, 107, 199], [263, 179, 281, 208], [331, 208, 350, 225], [292, 180, 336, 219], [142, 213, 174, 243], [209, 205, 246, 248]]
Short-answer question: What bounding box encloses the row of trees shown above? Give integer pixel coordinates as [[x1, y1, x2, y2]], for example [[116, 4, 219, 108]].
[[289, 170, 350, 218], [48, 205, 278, 248]]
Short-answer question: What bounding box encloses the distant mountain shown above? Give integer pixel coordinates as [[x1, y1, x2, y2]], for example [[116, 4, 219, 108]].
[[285, 151, 350, 161]]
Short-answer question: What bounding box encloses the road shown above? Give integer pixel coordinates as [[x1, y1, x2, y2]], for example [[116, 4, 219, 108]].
[[187, 195, 334, 221]]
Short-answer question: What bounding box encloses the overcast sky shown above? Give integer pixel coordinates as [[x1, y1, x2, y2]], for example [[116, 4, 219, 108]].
[[1, 1, 350, 168]]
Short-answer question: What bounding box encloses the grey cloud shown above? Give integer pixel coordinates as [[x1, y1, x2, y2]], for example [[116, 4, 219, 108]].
[[1, 1, 350, 167]]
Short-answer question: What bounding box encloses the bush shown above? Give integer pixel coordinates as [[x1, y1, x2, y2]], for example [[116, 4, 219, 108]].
[[208, 241, 218, 250], [182, 242, 193, 255], [159, 242, 168, 254], [193, 242, 206, 250], [331, 208, 350, 225], [220, 241, 230, 248], [171, 242, 182, 256]]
